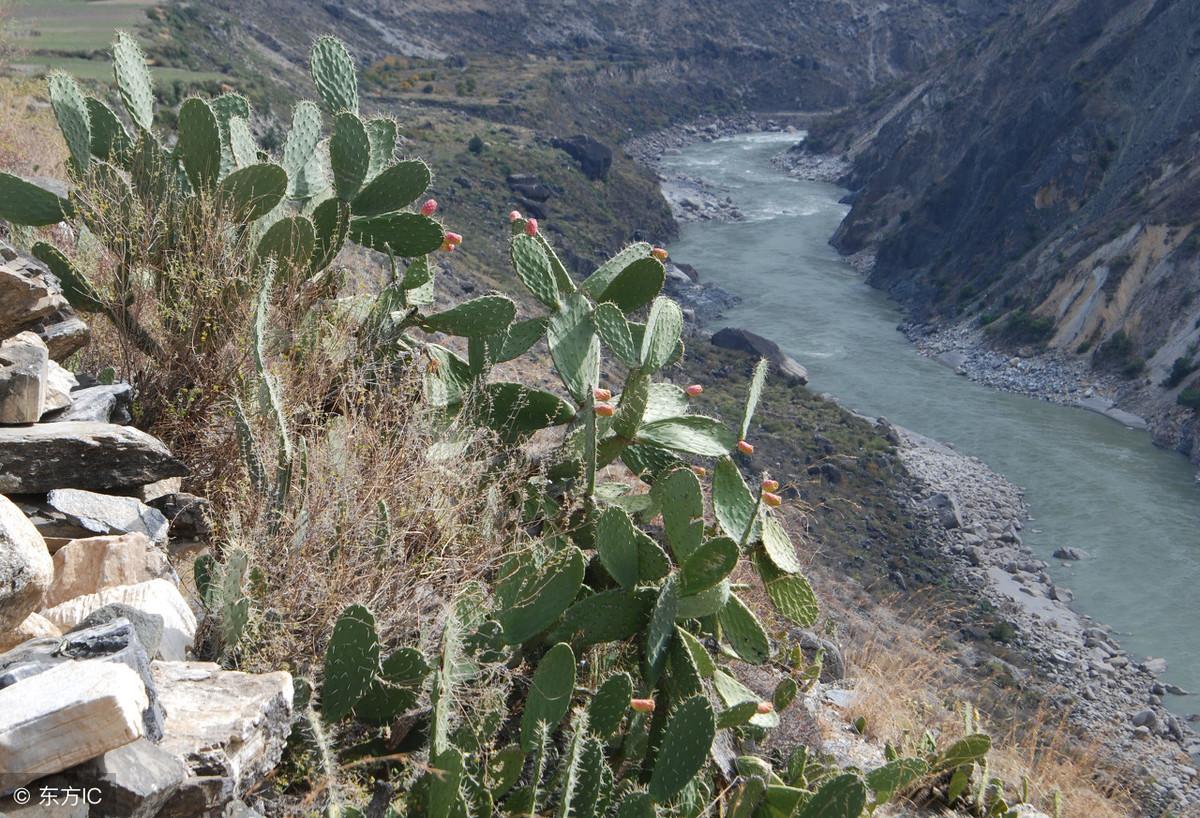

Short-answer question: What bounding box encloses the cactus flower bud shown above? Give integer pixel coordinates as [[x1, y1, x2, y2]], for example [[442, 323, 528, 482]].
[[525, 218, 539, 237], [630, 698, 656, 713], [420, 199, 438, 216], [594, 387, 612, 401], [595, 403, 615, 417], [440, 238, 456, 252], [685, 384, 704, 397], [737, 439, 754, 456], [763, 491, 782, 508], [762, 478, 779, 492], [444, 231, 463, 247], [651, 247, 669, 261], [509, 210, 523, 222], [756, 701, 774, 714], [691, 465, 707, 478]]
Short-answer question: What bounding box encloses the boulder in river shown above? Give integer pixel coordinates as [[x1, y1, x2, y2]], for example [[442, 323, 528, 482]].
[[711, 327, 809, 385]]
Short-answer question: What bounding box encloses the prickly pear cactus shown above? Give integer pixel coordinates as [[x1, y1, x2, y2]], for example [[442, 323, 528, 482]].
[[648, 695, 715, 803]]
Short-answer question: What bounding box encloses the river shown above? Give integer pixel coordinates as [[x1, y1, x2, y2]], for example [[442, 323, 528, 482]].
[[662, 132, 1200, 711]]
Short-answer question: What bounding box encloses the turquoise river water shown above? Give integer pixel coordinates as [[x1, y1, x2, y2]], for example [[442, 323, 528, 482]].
[[662, 133, 1200, 711]]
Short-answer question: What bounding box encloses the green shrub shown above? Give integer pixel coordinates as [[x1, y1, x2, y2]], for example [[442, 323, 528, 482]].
[[1093, 330, 1145, 379], [991, 308, 1054, 344], [1179, 388, 1200, 411], [467, 134, 484, 154], [1164, 355, 1197, 388]]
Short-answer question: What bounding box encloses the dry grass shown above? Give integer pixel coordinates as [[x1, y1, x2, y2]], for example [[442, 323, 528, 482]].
[[209, 361, 531, 678], [0, 75, 66, 178], [820, 577, 1135, 818]]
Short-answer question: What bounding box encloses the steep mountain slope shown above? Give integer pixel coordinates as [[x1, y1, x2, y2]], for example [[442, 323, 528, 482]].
[[165, 0, 1014, 136], [821, 0, 1200, 458]]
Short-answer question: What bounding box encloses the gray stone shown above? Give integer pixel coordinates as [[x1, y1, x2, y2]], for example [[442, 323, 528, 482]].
[[550, 134, 612, 180], [0, 331, 48, 424], [149, 493, 213, 542], [1052, 547, 1089, 560], [0, 495, 53, 632], [41, 359, 77, 416], [711, 327, 809, 385], [0, 422, 187, 493], [1144, 657, 1169, 674], [925, 492, 963, 529], [794, 629, 845, 681], [1132, 708, 1157, 728], [44, 488, 170, 544], [41, 579, 196, 661], [67, 738, 187, 818], [46, 383, 133, 424], [71, 603, 165, 658]]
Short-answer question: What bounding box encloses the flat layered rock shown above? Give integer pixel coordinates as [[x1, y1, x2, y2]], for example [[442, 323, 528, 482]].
[[0, 253, 89, 360], [0, 661, 147, 792], [153, 661, 293, 818], [0, 422, 187, 494], [0, 495, 53, 632], [42, 489, 170, 545], [45, 382, 133, 424], [41, 579, 196, 661], [41, 360, 77, 417], [43, 532, 175, 608], [65, 738, 187, 818]]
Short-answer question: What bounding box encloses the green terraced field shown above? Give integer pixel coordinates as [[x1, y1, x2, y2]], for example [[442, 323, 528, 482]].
[[6, 0, 225, 82]]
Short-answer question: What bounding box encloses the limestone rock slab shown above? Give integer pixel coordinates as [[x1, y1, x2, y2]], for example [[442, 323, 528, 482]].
[[40, 579, 196, 660], [45, 382, 133, 424], [0, 661, 147, 792], [67, 738, 188, 818], [41, 359, 77, 416], [0, 252, 89, 360], [44, 531, 174, 609], [0, 495, 53, 632], [0, 421, 188, 494], [153, 661, 293, 818], [0, 331, 48, 424]]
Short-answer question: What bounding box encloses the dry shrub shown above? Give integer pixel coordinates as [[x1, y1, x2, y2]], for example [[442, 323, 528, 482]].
[[208, 361, 531, 678]]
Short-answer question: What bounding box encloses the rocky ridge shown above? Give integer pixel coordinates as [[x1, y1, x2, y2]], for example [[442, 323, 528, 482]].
[[0, 243, 292, 817]]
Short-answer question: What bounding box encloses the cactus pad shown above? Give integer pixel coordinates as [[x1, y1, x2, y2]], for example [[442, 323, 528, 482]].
[[594, 302, 639, 367], [365, 117, 398, 178], [32, 242, 103, 313], [595, 507, 641, 588], [596, 257, 665, 314], [310, 35, 359, 114], [717, 594, 770, 664], [349, 212, 444, 256], [712, 457, 760, 544], [753, 551, 818, 627], [519, 642, 576, 751], [510, 234, 559, 309], [310, 197, 351, 272], [548, 293, 600, 404], [351, 159, 431, 217], [495, 545, 585, 645], [330, 112, 371, 201], [217, 163, 288, 223], [549, 588, 651, 649], [0, 173, 72, 226], [794, 773, 867, 818], [679, 537, 738, 596], [644, 576, 678, 682], [257, 216, 316, 277], [761, 513, 803, 573], [85, 97, 131, 163], [647, 695, 714, 803], [481, 382, 575, 441], [48, 72, 92, 171], [637, 416, 736, 458], [282, 101, 323, 191], [321, 603, 380, 722], [177, 97, 222, 191], [112, 31, 154, 131], [653, 467, 704, 563], [423, 294, 516, 337], [582, 242, 652, 297], [588, 672, 633, 737]]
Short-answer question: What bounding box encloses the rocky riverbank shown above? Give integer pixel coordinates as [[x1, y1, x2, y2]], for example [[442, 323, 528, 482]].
[[896, 425, 1200, 815], [902, 320, 1148, 428]]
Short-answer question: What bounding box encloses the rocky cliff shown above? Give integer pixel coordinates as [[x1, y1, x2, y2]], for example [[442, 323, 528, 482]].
[[821, 0, 1200, 460]]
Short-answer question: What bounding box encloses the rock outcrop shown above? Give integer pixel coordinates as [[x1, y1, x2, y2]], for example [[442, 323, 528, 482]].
[[711, 327, 810, 385], [0, 245, 292, 816]]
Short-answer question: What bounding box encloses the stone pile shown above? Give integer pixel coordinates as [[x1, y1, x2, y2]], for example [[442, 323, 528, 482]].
[[0, 245, 293, 817]]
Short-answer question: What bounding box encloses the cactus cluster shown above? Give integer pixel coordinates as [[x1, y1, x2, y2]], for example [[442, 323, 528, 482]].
[[0, 34, 445, 358], [12, 35, 1034, 818]]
